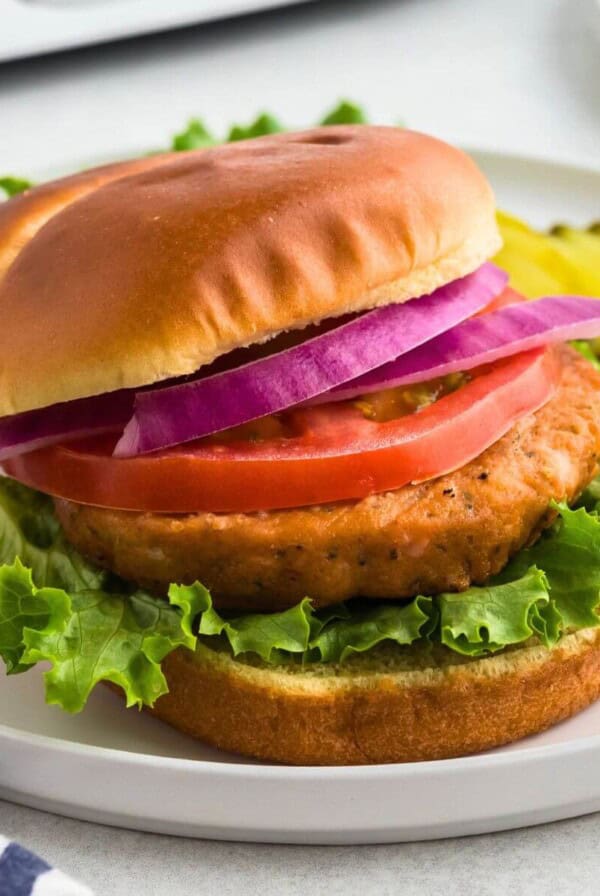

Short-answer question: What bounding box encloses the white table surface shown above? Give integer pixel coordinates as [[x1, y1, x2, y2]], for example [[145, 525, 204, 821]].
[[2, 799, 600, 896], [1, 0, 600, 893]]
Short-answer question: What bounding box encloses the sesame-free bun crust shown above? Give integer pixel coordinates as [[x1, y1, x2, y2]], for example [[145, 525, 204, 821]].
[[0, 126, 500, 416], [145, 627, 600, 765]]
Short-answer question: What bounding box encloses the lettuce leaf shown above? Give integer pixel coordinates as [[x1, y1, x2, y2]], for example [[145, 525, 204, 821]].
[[310, 596, 435, 662], [171, 118, 216, 151], [198, 595, 314, 663], [0, 481, 204, 711], [227, 113, 283, 142], [0, 559, 71, 674], [439, 567, 561, 656], [496, 502, 600, 630], [0, 479, 106, 592], [194, 593, 433, 664], [223, 101, 368, 142], [1, 479, 600, 712], [319, 100, 367, 126], [170, 100, 367, 153], [23, 585, 203, 713], [0, 176, 32, 198]]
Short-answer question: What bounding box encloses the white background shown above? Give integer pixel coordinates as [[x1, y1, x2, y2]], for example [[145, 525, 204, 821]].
[[1, 0, 600, 893], [1, 0, 599, 173]]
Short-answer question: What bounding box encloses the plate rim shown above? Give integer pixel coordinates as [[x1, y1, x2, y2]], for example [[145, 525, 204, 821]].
[[2, 712, 600, 779], [466, 145, 600, 177]]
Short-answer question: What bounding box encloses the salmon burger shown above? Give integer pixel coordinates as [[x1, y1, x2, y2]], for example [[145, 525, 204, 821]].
[[2, 126, 600, 764]]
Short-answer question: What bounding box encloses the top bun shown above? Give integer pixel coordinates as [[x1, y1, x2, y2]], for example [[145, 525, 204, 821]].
[[0, 126, 500, 417]]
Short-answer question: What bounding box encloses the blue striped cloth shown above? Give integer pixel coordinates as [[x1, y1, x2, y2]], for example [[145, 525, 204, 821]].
[[0, 836, 93, 896]]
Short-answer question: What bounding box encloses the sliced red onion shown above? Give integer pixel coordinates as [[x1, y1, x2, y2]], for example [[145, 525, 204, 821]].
[[114, 263, 507, 456], [311, 295, 600, 403], [0, 391, 133, 463]]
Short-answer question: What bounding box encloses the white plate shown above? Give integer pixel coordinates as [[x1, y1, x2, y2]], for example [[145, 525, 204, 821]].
[[1, 150, 600, 845]]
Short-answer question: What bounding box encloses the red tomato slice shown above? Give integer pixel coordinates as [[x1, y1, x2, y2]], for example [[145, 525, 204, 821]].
[[4, 348, 559, 514], [476, 285, 524, 316]]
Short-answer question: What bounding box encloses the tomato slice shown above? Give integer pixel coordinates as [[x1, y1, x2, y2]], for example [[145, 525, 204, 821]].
[[476, 285, 524, 316], [4, 348, 559, 514]]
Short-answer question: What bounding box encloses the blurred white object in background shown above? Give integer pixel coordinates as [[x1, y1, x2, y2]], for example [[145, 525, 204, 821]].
[[590, 0, 600, 41], [0, 0, 317, 62]]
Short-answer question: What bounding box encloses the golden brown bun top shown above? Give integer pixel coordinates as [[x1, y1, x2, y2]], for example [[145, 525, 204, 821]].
[[0, 126, 500, 416]]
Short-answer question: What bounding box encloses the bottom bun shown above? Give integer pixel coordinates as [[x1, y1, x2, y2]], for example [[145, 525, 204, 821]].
[[146, 629, 600, 765]]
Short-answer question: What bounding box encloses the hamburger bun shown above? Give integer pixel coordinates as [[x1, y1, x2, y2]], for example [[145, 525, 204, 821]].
[[147, 626, 600, 765], [0, 126, 500, 417]]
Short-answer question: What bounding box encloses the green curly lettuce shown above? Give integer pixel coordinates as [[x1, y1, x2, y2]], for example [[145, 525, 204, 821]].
[[0, 558, 71, 675], [319, 99, 367, 126], [439, 568, 562, 656], [194, 594, 435, 664], [0, 481, 205, 711], [171, 118, 216, 151], [495, 501, 600, 630], [309, 597, 435, 662], [0, 176, 32, 197], [199, 595, 315, 663], [227, 112, 283, 142], [170, 100, 368, 153], [0, 478, 106, 592], [29, 584, 204, 712]]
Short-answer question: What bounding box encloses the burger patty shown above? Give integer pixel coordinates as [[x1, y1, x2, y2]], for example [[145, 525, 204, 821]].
[[55, 347, 600, 611]]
